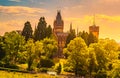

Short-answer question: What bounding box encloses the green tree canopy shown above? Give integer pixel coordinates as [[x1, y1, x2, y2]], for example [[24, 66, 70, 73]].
[[22, 21, 33, 41], [25, 39, 36, 70], [0, 36, 5, 60], [42, 38, 58, 59], [46, 25, 52, 38], [88, 32, 98, 46], [65, 29, 76, 47], [2, 31, 25, 64], [34, 17, 47, 41], [79, 31, 89, 46], [64, 37, 89, 76]]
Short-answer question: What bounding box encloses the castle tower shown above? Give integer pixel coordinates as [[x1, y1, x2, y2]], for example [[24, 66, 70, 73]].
[[53, 10, 68, 57], [89, 15, 99, 38], [53, 10, 64, 33]]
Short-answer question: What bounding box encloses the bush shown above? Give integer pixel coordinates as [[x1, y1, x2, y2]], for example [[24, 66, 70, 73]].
[[95, 72, 107, 78], [38, 58, 54, 68], [4, 63, 19, 69], [56, 63, 61, 74]]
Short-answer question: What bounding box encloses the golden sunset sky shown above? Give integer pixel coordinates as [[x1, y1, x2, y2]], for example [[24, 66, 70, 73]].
[[0, 0, 120, 42]]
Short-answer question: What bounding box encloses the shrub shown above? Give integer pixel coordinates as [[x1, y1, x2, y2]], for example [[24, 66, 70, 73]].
[[95, 71, 107, 78], [38, 58, 54, 68], [56, 63, 61, 74]]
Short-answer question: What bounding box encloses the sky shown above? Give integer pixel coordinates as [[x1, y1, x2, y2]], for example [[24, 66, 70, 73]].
[[0, 0, 120, 42]]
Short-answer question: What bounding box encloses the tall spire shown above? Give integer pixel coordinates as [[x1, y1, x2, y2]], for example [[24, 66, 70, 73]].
[[56, 10, 62, 21], [70, 22, 72, 32], [93, 14, 96, 26]]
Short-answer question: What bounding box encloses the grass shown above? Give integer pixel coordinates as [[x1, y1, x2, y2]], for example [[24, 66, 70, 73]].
[[0, 70, 63, 78], [0, 58, 70, 78]]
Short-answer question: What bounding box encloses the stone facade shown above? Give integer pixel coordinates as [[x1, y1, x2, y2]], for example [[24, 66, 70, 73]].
[[53, 11, 68, 57]]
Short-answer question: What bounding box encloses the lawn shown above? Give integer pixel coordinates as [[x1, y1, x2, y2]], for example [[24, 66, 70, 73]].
[[0, 70, 63, 78]]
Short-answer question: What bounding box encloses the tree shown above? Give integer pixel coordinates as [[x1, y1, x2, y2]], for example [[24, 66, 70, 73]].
[[65, 29, 76, 47], [56, 63, 62, 74], [110, 60, 120, 78], [88, 32, 98, 46], [2, 31, 25, 65], [80, 31, 89, 46], [64, 37, 89, 76], [88, 47, 98, 78], [89, 43, 107, 72], [89, 38, 119, 77], [42, 38, 58, 59], [34, 17, 47, 41], [35, 41, 44, 68], [22, 21, 33, 41], [0, 36, 5, 60], [25, 39, 35, 70], [46, 25, 52, 38]]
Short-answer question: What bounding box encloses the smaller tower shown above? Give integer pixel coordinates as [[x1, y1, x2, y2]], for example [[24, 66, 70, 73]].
[[89, 15, 99, 38]]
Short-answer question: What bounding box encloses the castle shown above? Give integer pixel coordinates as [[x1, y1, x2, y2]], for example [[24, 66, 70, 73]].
[[53, 11, 99, 57], [53, 10, 68, 57]]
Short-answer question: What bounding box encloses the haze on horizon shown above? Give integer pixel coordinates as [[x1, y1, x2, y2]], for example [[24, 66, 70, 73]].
[[0, 0, 120, 42]]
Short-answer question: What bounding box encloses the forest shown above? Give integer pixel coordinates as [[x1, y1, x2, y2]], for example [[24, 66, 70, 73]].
[[0, 17, 120, 78]]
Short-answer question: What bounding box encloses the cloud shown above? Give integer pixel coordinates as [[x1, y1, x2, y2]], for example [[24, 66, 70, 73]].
[[97, 14, 120, 22], [0, 5, 48, 16], [9, 0, 21, 2]]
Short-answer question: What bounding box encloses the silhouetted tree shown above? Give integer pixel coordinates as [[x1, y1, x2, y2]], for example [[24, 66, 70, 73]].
[[88, 32, 98, 46], [22, 21, 33, 41], [34, 17, 47, 41], [0, 36, 5, 60], [65, 29, 76, 47], [80, 31, 89, 46], [46, 25, 52, 38]]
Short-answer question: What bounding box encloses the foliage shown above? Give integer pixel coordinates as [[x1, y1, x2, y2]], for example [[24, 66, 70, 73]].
[[79, 31, 89, 46], [25, 39, 36, 71], [22, 21, 33, 41], [34, 17, 47, 41], [2, 31, 25, 65], [88, 32, 98, 46], [65, 29, 76, 47], [89, 43, 107, 72], [46, 25, 52, 38], [64, 37, 89, 76], [88, 38, 119, 77], [34, 17, 53, 41], [0, 36, 5, 60], [88, 47, 98, 77], [39, 58, 55, 68], [42, 38, 58, 59], [35, 41, 44, 63], [78, 31, 97, 46], [56, 63, 62, 74], [109, 60, 120, 78]]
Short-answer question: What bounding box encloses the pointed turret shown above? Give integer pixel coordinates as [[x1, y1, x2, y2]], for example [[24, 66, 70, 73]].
[[53, 10, 64, 33]]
